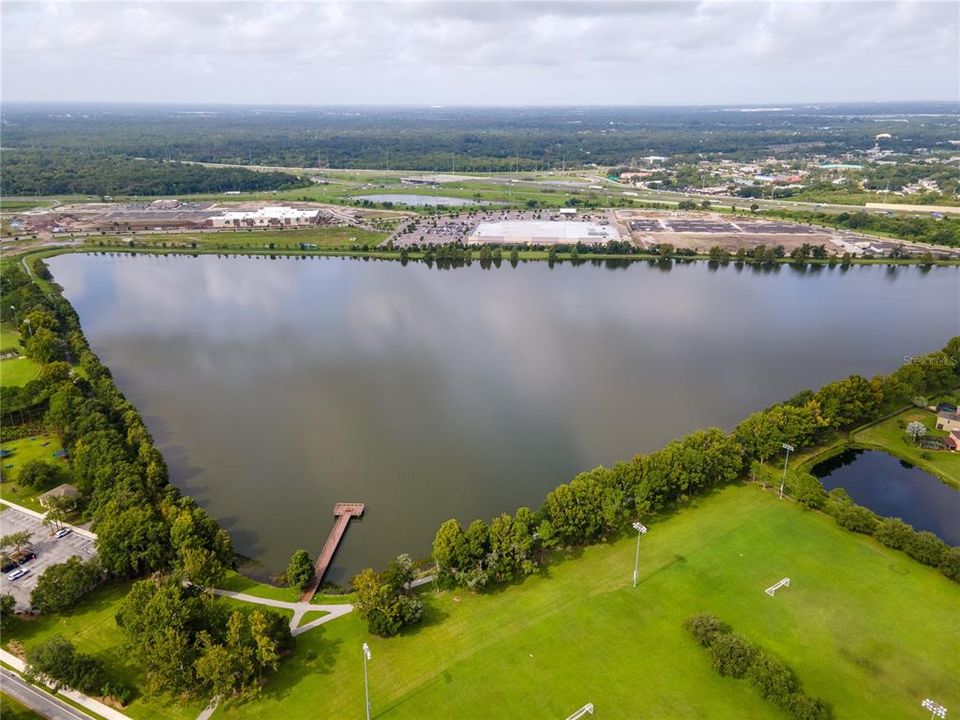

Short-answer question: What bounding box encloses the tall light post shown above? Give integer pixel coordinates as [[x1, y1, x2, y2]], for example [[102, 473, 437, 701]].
[[922, 698, 947, 719], [779, 443, 794, 500], [9, 306, 16, 325], [362, 642, 372, 720], [24, 318, 33, 337], [632, 522, 648, 588]]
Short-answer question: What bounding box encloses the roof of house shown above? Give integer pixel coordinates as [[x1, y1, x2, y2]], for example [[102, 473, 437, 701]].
[[937, 411, 960, 422], [38, 483, 80, 502]]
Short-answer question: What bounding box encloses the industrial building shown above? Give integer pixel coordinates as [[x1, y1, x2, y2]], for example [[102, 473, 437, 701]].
[[209, 206, 322, 228]]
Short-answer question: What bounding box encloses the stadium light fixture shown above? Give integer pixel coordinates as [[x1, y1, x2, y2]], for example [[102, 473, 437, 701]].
[[632, 521, 648, 588], [922, 698, 947, 719], [362, 643, 372, 720], [779, 443, 795, 499]]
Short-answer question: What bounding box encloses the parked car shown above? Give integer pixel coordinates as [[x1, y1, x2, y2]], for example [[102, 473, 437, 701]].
[[0, 560, 18, 574], [55, 528, 72, 539], [6, 568, 29, 581], [17, 551, 37, 564]]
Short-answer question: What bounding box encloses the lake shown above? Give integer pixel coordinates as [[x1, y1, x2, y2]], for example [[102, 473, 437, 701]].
[[49, 254, 959, 582], [811, 449, 959, 544], [351, 194, 497, 206]]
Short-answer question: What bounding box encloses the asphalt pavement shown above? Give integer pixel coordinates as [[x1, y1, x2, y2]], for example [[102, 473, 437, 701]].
[[0, 668, 94, 719]]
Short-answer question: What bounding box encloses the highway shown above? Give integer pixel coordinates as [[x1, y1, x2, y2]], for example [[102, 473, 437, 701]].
[[1, 667, 95, 720]]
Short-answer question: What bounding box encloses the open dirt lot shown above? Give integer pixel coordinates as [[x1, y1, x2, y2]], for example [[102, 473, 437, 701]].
[[616, 209, 841, 252]]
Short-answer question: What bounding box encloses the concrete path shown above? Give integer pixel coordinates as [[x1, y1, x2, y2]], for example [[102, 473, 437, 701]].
[[211, 588, 353, 637], [0, 648, 131, 720], [196, 695, 220, 720]]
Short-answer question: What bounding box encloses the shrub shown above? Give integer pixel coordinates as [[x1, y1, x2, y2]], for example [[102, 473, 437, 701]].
[[748, 651, 797, 705], [904, 530, 947, 566], [873, 517, 913, 550], [708, 633, 757, 678], [683, 613, 727, 647], [789, 473, 827, 509], [787, 692, 834, 720], [834, 504, 878, 534], [938, 547, 960, 582], [286, 549, 315, 592]]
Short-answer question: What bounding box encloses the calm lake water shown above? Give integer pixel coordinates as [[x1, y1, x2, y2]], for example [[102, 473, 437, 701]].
[[812, 450, 959, 544], [351, 193, 497, 206], [49, 255, 959, 581]]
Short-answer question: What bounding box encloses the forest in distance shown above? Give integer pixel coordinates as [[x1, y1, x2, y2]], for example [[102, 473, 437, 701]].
[[3, 102, 958, 171]]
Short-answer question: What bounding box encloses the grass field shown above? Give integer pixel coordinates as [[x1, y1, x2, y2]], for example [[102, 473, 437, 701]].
[[0, 435, 69, 513], [3, 484, 956, 718], [88, 225, 388, 251], [3, 582, 202, 720], [0, 358, 41, 388], [852, 407, 960, 487], [216, 483, 958, 719], [0, 693, 43, 720]]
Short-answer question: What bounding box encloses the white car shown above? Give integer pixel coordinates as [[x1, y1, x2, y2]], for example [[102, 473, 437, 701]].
[[55, 528, 72, 539], [6, 568, 28, 581]]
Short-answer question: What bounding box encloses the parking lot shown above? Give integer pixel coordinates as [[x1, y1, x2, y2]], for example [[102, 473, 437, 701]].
[[0, 506, 97, 610]]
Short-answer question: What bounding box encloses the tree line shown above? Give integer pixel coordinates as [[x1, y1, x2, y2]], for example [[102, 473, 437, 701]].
[[1, 150, 308, 196], [1, 261, 292, 702], [426, 338, 960, 606]]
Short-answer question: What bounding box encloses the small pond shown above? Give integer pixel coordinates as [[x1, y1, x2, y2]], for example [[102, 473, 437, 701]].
[[812, 449, 960, 544], [351, 193, 498, 206]]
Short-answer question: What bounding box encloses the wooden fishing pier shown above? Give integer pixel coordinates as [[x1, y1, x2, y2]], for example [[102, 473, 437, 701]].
[[300, 502, 365, 602]]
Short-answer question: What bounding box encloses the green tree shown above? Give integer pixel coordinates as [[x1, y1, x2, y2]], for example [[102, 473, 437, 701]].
[[0, 594, 16, 632], [95, 501, 172, 577], [351, 556, 424, 637], [286, 549, 315, 592], [30, 557, 103, 614], [1, 530, 33, 558], [17, 459, 60, 489], [25, 327, 63, 363]]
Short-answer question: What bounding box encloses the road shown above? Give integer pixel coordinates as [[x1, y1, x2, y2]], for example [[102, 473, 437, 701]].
[[0, 667, 94, 720]]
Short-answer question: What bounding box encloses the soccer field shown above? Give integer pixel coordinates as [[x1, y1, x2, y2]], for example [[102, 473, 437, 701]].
[[223, 483, 959, 719]]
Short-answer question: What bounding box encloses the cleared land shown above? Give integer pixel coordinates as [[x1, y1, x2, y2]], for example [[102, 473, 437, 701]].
[[852, 407, 960, 487], [219, 484, 957, 719], [90, 225, 387, 251]]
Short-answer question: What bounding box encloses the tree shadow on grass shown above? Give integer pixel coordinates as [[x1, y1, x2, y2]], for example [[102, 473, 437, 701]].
[[229, 624, 344, 709], [396, 593, 450, 637]]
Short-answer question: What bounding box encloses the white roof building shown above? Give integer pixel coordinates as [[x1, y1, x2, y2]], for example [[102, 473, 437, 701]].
[[211, 206, 321, 227]]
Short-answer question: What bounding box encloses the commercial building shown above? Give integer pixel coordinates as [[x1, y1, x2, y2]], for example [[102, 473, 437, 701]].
[[210, 206, 322, 228]]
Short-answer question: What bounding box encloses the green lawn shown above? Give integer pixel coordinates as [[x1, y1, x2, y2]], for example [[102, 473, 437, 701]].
[[218, 484, 959, 719], [3, 484, 956, 718], [3, 582, 202, 720], [0, 435, 70, 514], [0, 358, 41, 388], [0, 693, 43, 720], [89, 225, 387, 251], [852, 407, 960, 487], [219, 570, 353, 606]]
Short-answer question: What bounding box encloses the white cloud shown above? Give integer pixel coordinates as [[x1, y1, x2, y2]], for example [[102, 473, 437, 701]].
[[1, 1, 957, 104]]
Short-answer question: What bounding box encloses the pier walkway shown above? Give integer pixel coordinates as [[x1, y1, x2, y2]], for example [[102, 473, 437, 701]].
[[300, 502, 365, 601]]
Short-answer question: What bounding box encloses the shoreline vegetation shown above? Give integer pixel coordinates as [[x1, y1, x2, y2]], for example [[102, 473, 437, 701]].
[[1, 248, 957, 715]]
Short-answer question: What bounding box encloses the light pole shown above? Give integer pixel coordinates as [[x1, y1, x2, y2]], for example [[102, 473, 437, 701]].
[[632, 521, 648, 588], [24, 318, 33, 337], [779, 443, 794, 500], [922, 698, 947, 719], [9, 306, 16, 325], [362, 642, 372, 720]]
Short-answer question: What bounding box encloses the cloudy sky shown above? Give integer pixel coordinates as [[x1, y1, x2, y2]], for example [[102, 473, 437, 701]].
[[2, 1, 958, 106]]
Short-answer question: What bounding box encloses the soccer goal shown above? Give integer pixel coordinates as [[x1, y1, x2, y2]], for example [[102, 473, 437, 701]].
[[564, 703, 595, 720], [765, 577, 791, 596]]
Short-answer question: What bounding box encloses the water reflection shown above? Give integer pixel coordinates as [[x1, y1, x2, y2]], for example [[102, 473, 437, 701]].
[[50, 254, 960, 580]]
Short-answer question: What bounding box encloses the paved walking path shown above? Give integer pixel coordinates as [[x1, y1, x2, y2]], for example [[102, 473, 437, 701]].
[[0, 648, 131, 720], [211, 588, 353, 637]]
